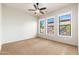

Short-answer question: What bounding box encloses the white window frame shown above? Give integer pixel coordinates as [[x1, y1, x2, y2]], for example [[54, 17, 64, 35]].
[[39, 19, 46, 35], [46, 16, 55, 36], [57, 11, 72, 37]]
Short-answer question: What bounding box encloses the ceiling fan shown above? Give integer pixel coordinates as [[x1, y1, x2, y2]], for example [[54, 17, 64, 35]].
[[28, 3, 47, 14]]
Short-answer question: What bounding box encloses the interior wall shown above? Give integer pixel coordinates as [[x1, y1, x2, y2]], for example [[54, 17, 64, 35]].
[[2, 5, 37, 44], [78, 4, 79, 54], [38, 4, 78, 46], [0, 3, 2, 52]]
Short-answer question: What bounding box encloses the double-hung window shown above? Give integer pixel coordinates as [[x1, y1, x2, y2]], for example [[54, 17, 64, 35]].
[[47, 18, 54, 35], [39, 20, 45, 34], [59, 12, 71, 36]]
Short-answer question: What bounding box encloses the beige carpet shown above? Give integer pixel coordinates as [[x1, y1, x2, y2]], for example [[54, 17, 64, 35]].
[[0, 38, 78, 55]]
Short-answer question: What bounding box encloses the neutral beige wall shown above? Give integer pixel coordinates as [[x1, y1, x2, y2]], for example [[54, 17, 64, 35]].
[[0, 3, 2, 52], [38, 4, 78, 46], [2, 5, 37, 44], [78, 4, 79, 54]]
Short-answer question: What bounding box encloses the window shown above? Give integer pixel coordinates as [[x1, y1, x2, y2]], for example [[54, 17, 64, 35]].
[[40, 20, 45, 33], [59, 13, 71, 36], [47, 18, 54, 35]]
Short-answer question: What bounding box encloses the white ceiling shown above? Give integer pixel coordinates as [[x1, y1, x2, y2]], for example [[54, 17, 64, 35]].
[[3, 3, 72, 16]]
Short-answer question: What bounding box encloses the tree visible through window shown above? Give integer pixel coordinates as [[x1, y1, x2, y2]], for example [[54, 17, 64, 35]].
[[59, 14, 71, 36], [47, 18, 54, 34], [40, 20, 45, 33]]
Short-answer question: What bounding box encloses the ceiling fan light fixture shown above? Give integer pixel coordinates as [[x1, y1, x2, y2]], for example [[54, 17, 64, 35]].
[[35, 9, 40, 13], [28, 3, 47, 15]]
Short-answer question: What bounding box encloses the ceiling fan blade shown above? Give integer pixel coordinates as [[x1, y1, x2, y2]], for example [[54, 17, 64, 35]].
[[33, 4, 37, 9], [40, 7, 46, 10], [40, 11, 44, 14], [35, 12, 36, 14], [28, 9, 35, 11]]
